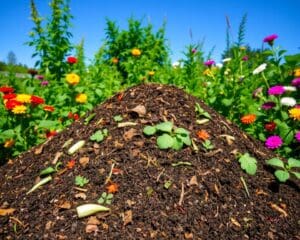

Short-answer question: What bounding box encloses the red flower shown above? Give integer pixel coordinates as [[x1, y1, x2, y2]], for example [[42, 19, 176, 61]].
[[3, 93, 16, 100], [46, 130, 57, 139], [28, 69, 38, 77], [73, 113, 79, 121], [43, 105, 55, 112], [5, 99, 22, 110], [0, 86, 14, 94], [67, 56, 77, 64], [264, 122, 276, 132], [31, 95, 45, 105]]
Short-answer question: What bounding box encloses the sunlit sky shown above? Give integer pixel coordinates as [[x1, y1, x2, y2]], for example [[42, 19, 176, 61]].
[[0, 0, 299, 68]]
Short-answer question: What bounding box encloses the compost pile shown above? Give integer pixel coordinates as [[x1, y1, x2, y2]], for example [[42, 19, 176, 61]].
[[0, 84, 299, 240]]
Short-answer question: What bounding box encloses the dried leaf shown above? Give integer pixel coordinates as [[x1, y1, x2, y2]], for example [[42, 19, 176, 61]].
[[230, 217, 241, 227], [45, 221, 53, 230], [126, 199, 136, 207], [131, 105, 146, 116], [0, 208, 15, 216], [184, 232, 193, 239], [123, 128, 138, 141], [85, 224, 99, 233], [123, 210, 133, 226], [59, 201, 71, 210], [189, 175, 198, 186], [114, 140, 124, 148], [87, 216, 101, 225], [75, 192, 87, 200], [79, 157, 89, 168]]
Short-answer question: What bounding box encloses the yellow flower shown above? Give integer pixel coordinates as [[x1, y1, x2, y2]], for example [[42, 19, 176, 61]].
[[203, 69, 213, 77], [131, 48, 141, 57], [148, 71, 155, 76], [12, 105, 27, 114], [239, 46, 246, 50], [289, 108, 300, 121], [15, 94, 31, 103], [75, 93, 87, 103], [66, 73, 80, 85], [4, 139, 15, 148], [294, 68, 300, 77]]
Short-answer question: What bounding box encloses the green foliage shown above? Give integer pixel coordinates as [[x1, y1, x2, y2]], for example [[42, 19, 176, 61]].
[[236, 13, 247, 47], [90, 129, 108, 142], [98, 192, 113, 205], [238, 153, 257, 175], [266, 158, 300, 182], [113, 115, 123, 122], [201, 140, 214, 151], [75, 175, 89, 187]]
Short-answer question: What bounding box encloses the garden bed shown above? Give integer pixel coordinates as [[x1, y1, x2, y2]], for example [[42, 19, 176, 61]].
[[0, 83, 299, 239]]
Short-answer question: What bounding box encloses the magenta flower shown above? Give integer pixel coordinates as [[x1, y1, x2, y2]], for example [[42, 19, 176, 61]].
[[242, 55, 249, 61], [204, 60, 215, 67], [263, 34, 278, 46], [261, 101, 276, 110], [295, 131, 300, 142], [36, 75, 44, 80], [268, 85, 285, 95], [265, 135, 283, 149], [291, 78, 300, 87], [192, 49, 197, 54], [41, 80, 49, 86]]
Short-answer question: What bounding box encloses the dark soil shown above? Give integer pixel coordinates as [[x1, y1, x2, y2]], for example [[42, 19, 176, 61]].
[[0, 83, 299, 240]]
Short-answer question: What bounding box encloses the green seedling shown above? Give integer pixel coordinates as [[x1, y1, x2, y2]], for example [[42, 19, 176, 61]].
[[195, 103, 211, 119], [113, 115, 123, 122], [143, 121, 191, 150], [39, 162, 62, 176], [75, 175, 89, 187], [164, 180, 172, 189], [202, 140, 214, 150], [90, 129, 108, 142], [266, 157, 300, 182], [98, 192, 114, 205], [238, 153, 257, 175]]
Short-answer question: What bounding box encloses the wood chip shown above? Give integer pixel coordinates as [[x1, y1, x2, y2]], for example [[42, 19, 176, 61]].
[[230, 217, 241, 227], [118, 122, 137, 128], [189, 175, 198, 186], [45, 221, 53, 230], [0, 208, 15, 216], [34, 139, 50, 155], [58, 201, 71, 210], [85, 224, 99, 233], [73, 186, 88, 192], [130, 105, 146, 116], [87, 216, 101, 225], [203, 148, 223, 157], [255, 189, 269, 196], [75, 192, 87, 200], [269, 203, 288, 217], [79, 157, 90, 168], [52, 151, 63, 165], [123, 128, 138, 141], [184, 232, 193, 239], [123, 210, 133, 226]]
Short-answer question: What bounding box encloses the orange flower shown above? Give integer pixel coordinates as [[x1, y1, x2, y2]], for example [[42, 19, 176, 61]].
[[4, 139, 15, 148], [106, 182, 119, 193], [117, 93, 124, 101], [112, 57, 119, 64], [67, 159, 76, 169], [294, 68, 300, 77], [43, 105, 55, 112], [241, 114, 256, 124], [197, 129, 209, 141]]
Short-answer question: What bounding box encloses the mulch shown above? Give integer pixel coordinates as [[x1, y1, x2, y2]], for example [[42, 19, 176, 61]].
[[0, 83, 299, 240]]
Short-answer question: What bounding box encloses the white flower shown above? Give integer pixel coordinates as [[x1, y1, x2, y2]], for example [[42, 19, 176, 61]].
[[172, 61, 181, 68], [280, 97, 297, 107], [253, 63, 267, 75], [216, 63, 223, 68], [222, 58, 232, 63], [283, 86, 297, 92]]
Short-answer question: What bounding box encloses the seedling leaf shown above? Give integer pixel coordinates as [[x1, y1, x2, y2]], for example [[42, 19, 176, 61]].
[[155, 121, 173, 133], [157, 134, 174, 149], [75, 175, 89, 187], [174, 127, 189, 136], [143, 126, 157, 136], [40, 167, 55, 176], [164, 180, 172, 189], [274, 170, 290, 182], [287, 158, 300, 168], [172, 137, 183, 150], [239, 153, 257, 175], [113, 115, 123, 122], [291, 171, 300, 179], [266, 158, 285, 169]]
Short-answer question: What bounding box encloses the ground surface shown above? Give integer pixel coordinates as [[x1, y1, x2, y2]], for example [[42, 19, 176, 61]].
[[0, 83, 299, 239]]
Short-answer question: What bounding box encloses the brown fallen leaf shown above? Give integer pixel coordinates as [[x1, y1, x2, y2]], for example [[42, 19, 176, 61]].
[[184, 232, 193, 239], [123, 128, 138, 141], [58, 201, 71, 210], [131, 105, 146, 116], [34, 139, 50, 155], [79, 156, 89, 168], [0, 208, 15, 216], [189, 175, 198, 186], [45, 221, 53, 230], [87, 216, 101, 225], [75, 193, 87, 200], [123, 210, 133, 226], [85, 224, 99, 234]]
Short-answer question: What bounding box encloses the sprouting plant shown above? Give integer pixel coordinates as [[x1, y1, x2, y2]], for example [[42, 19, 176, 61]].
[[238, 153, 257, 175], [202, 140, 214, 151], [266, 158, 300, 182], [98, 192, 114, 205], [90, 129, 108, 142], [113, 115, 123, 122], [75, 175, 89, 187], [143, 121, 191, 150], [195, 103, 211, 119], [39, 162, 63, 176]]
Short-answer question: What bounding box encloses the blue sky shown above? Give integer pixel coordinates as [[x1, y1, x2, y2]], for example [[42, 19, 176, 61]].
[[0, 0, 299, 68]]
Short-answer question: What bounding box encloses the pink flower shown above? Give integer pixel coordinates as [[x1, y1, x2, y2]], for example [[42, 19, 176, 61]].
[[291, 78, 300, 87], [192, 49, 197, 54], [36, 75, 44, 80], [242, 55, 249, 61], [262, 101, 276, 110], [204, 60, 215, 67], [41, 81, 49, 86], [265, 135, 283, 149], [268, 85, 285, 95], [263, 34, 278, 46], [295, 131, 300, 142]]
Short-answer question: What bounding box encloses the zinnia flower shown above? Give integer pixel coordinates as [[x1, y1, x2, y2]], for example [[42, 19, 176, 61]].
[[148, 71, 155, 76], [261, 101, 276, 110], [43, 105, 55, 112], [41, 80, 49, 86], [131, 48, 141, 57], [27, 69, 38, 77], [46, 130, 57, 139], [291, 78, 300, 87], [12, 105, 27, 114], [31, 95, 45, 105], [4, 139, 15, 148], [294, 68, 300, 77], [280, 97, 296, 107], [67, 56, 77, 64], [112, 57, 119, 64], [5, 99, 22, 110], [265, 135, 282, 149], [66, 73, 80, 85], [204, 60, 215, 67], [0, 86, 14, 94], [75, 93, 87, 103], [192, 49, 197, 54], [242, 55, 249, 61], [263, 34, 278, 46], [283, 86, 296, 92], [253, 63, 267, 74], [36, 75, 44, 80], [3, 93, 16, 100], [15, 94, 32, 103], [295, 131, 300, 142], [268, 85, 285, 95], [197, 129, 210, 141], [241, 114, 256, 124], [289, 108, 300, 121], [264, 122, 276, 132]]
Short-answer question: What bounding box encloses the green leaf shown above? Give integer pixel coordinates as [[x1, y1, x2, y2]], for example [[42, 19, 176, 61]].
[[291, 171, 300, 179], [238, 153, 257, 175], [266, 158, 285, 169], [38, 120, 59, 129], [113, 115, 123, 122], [143, 126, 157, 136], [287, 158, 300, 168], [221, 98, 233, 107], [75, 175, 89, 187], [155, 121, 173, 133], [40, 167, 56, 176], [0, 129, 15, 141], [274, 170, 290, 182], [157, 134, 174, 149], [164, 180, 172, 189], [90, 130, 104, 142], [172, 138, 183, 150], [174, 127, 189, 136]]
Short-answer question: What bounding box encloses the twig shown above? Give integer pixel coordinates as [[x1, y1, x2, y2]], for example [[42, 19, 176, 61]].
[[178, 182, 185, 206], [105, 163, 115, 184], [156, 168, 165, 182], [240, 176, 250, 198]]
